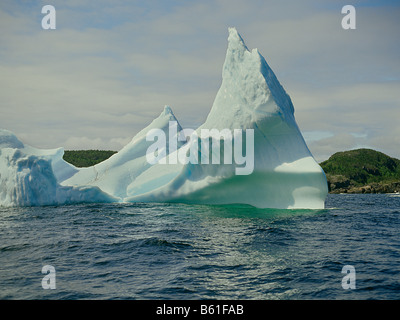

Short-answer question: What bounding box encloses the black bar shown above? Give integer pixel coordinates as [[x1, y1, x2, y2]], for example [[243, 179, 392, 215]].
[[0, 300, 398, 318]]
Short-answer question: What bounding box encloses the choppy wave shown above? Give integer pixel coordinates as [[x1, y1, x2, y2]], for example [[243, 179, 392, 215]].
[[0, 194, 399, 299]]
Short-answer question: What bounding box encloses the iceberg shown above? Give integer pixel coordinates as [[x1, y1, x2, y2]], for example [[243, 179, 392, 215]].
[[0, 129, 116, 206], [124, 28, 328, 209], [0, 28, 328, 209]]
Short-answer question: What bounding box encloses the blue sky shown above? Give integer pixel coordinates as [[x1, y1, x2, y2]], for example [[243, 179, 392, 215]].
[[1, 0, 399, 161]]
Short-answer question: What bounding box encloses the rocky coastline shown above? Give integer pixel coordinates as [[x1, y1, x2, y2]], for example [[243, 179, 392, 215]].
[[326, 174, 400, 194]]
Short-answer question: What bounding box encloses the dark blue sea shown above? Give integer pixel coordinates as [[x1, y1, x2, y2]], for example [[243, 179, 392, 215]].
[[1, 194, 399, 300]]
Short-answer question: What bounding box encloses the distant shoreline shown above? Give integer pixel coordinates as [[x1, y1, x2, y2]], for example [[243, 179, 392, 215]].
[[326, 180, 400, 194]]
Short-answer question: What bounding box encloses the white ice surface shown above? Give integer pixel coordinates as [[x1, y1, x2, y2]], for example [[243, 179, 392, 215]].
[[61, 105, 184, 199], [0, 129, 116, 206]]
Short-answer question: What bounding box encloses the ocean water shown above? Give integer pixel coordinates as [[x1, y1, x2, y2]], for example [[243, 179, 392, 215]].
[[0, 194, 399, 300]]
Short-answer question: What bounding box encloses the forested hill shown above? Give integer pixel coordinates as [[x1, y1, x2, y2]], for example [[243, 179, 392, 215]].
[[63, 150, 117, 168], [320, 148, 400, 193]]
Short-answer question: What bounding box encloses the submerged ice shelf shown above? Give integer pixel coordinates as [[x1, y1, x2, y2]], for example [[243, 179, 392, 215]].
[[0, 28, 328, 209]]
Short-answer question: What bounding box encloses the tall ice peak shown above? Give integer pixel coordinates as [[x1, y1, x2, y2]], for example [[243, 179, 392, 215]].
[[163, 105, 173, 115], [227, 27, 249, 53], [161, 105, 180, 123], [203, 27, 295, 129]]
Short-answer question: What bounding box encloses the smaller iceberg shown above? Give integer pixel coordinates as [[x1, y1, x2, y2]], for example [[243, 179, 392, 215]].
[[0, 129, 116, 206]]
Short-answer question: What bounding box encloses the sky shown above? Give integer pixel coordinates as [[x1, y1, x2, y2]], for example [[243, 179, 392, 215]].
[[0, 0, 399, 162]]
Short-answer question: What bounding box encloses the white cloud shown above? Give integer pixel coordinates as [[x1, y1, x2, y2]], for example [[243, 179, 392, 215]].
[[63, 136, 131, 151]]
